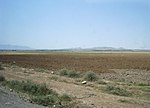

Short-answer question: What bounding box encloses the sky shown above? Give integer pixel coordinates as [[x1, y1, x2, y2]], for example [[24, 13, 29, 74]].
[[0, 0, 150, 49]]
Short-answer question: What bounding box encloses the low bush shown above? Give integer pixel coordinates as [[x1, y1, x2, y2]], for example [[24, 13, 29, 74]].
[[5, 80, 72, 106], [67, 70, 80, 78], [105, 85, 132, 96], [59, 68, 80, 78], [32, 94, 59, 106], [60, 94, 72, 102], [84, 71, 98, 81], [138, 83, 150, 86], [6, 80, 55, 96], [59, 68, 69, 76]]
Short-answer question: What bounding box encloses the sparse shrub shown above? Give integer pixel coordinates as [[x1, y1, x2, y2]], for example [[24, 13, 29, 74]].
[[105, 85, 132, 96], [23, 81, 51, 95], [5, 80, 63, 106], [0, 75, 5, 82], [138, 83, 150, 86], [105, 85, 116, 91], [138, 86, 150, 92], [33, 93, 72, 106], [59, 68, 81, 78], [6, 80, 24, 92], [67, 70, 80, 78], [84, 71, 98, 81], [59, 68, 69, 76], [97, 79, 107, 85], [60, 94, 72, 102], [6, 80, 55, 96], [32, 95, 59, 106]]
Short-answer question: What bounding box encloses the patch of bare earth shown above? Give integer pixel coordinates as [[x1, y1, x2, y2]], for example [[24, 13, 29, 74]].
[[99, 69, 150, 84], [0, 65, 150, 108]]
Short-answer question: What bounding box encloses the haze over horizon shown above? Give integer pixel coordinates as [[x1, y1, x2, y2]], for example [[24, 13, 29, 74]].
[[0, 0, 150, 49]]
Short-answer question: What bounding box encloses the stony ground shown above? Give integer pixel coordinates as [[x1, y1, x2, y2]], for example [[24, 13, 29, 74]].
[[0, 64, 150, 108]]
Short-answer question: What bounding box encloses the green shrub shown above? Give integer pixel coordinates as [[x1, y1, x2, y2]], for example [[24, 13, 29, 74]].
[[7, 80, 22, 91], [67, 70, 80, 78], [59, 68, 81, 78], [59, 68, 69, 76], [5, 80, 63, 106], [32, 95, 59, 106], [33, 94, 72, 106], [138, 83, 150, 86], [84, 71, 98, 81], [105, 85, 132, 96], [22, 81, 51, 95], [60, 94, 72, 102], [105, 85, 116, 91], [6, 80, 55, 96], [138, 86, 150, 92], [0, 75, 5, 82]]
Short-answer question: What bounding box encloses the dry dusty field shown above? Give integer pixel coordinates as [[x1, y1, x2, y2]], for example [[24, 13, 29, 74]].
[[0, 51, 150, 108], [0, 51, 150, 73]]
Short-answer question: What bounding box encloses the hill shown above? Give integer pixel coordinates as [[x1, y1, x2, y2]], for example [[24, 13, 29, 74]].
[[0, 44, 32, 50]]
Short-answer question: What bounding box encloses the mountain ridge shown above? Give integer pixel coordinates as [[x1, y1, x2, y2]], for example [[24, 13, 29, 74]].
[[0, 44, 32, 50], [0, 44, 149, 51]]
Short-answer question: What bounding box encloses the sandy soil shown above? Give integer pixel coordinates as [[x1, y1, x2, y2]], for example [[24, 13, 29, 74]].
[[0, 65, 150, 108]]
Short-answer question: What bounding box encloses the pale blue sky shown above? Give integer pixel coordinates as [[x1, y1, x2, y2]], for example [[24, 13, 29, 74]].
[[0, 0, 150, 49]]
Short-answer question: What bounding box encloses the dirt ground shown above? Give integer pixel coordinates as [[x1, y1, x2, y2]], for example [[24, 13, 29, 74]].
[[0, 64, 150, 108], [1, 52, 150, 73], [99, 69, 150, 84]]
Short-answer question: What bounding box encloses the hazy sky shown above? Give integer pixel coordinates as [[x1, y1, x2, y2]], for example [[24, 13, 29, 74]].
[[0, 0, 150, 49]]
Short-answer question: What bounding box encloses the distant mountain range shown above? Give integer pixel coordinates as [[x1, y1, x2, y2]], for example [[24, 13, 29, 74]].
[[66, 47, 132, 51], [57, 47, 150, 51], [0, 44, 32, 50], [0, 44, 149, 51]]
